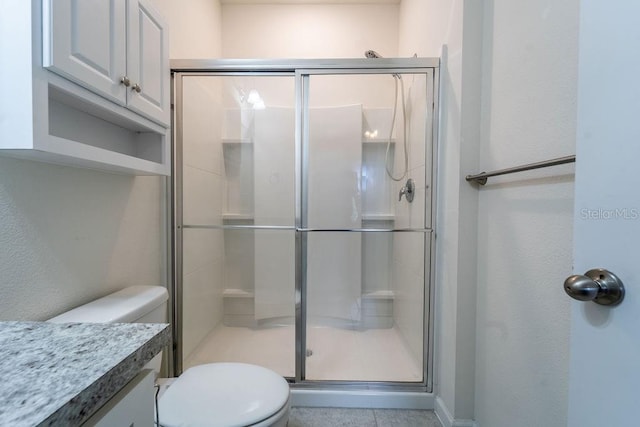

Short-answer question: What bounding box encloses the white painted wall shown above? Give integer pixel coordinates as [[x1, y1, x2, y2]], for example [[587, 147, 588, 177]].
[[473, 1, 578, 426], [151, 0, 222, 59], [398, 0, 481, 422], [222, 3, 399, 58], [0, 158, 164, 320], [398, 0, 453, 58]]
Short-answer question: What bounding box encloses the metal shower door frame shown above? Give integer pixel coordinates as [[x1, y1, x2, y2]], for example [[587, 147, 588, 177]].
[[171, 58, 439, 392]]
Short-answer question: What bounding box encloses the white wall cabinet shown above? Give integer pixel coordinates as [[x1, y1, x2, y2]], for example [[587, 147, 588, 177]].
[[0, 0, 170, 175], [42, 0, 127, 110], [43, 0, 170, 127]]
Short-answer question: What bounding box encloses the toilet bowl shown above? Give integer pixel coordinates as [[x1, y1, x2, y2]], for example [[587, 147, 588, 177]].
[[48, 286, 290, 427], [158, 363, 290, 427]]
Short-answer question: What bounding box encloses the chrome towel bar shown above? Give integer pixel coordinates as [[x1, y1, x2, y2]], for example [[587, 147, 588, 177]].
[[466, 155, 576, 185]]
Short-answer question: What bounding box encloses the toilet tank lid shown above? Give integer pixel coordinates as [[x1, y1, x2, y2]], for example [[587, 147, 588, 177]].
[[48, 286, 168, 324]]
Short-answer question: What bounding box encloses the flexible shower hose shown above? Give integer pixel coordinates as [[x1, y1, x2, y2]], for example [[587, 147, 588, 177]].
[[385, 76, 409, 182]]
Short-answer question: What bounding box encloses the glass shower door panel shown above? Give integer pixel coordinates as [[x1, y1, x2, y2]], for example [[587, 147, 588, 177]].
[[181, 227, 224, 367], [303, 73, 430, 382], [183, 228, 296, 377], [222, 228, 296, 378], [306, 102, 364, 230], [181, 76, 226, 370], [182, 75, 295, 228], [222, 76, 296, 227], [305, 73, 431, 231], [304, 231, 427, 382], [180, 75, 296, 377], [182, 76, 225, 228]]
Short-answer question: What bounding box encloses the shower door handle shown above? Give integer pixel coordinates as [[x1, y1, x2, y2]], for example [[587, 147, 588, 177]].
[[564, 268, 625, 306]]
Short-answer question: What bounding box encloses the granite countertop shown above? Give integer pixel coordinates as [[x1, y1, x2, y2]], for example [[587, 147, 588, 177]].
[[0, 321, 171, 426]]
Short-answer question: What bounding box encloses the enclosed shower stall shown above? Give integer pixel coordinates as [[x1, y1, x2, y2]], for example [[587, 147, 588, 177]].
[[172, 58, 438, 390]]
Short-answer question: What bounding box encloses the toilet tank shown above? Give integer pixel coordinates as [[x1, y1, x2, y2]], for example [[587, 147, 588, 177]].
[[48, 286, 169, 374], [48, 286, 168, 324]]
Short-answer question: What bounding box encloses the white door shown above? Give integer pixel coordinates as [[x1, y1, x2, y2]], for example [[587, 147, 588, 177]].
[[126, 0, 170, 126], [43, 0, 127, 105], [568, 1, 640, 425]]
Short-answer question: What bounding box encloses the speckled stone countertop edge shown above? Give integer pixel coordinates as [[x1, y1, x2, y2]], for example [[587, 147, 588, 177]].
[[38, 323, 171, 427]]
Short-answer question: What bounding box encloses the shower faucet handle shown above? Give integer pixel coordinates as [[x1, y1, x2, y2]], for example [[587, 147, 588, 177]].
[[398, 187, 407, 202], [399, 178, 415, 202]]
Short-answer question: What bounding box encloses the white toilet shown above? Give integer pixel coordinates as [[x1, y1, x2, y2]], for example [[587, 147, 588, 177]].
[[48, 285, 291, 427]]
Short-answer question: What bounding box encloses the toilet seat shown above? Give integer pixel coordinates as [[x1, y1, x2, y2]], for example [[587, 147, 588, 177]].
[[157, 363, 290, 427]]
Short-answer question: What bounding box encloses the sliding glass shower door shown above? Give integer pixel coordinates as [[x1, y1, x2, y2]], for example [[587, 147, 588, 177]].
[[174, 59, 437, 389], [178, 74, 297, 377], [302, 73, 432, 382]]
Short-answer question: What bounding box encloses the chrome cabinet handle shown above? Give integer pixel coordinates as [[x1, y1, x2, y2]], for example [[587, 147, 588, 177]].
[[132, 83, 142, 93], [120, 76, 131, 87], [564, 268, 625, 306]]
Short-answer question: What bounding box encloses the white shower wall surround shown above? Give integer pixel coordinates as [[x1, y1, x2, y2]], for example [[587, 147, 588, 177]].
[[307, 105, 363, 322], [221, 105, 407, 323], [254, 107, 295, 320]]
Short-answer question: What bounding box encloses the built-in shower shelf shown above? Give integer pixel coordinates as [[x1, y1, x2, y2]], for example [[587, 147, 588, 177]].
[[222, 138, 253, 144], [222, 213, 254, 221], [362, 214, 395, 221], [362, 290, 395, 299], [361, 290, 395, 329], [362, 138, 396, 144], [223, 289, 254, 298], [223, 289, 255, 328]]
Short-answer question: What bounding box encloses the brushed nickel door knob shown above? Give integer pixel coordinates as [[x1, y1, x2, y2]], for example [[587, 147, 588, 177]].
[[564, 268, 625, 306]]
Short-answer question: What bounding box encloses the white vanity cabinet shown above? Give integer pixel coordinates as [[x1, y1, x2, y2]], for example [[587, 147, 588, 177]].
[[82, 370, 155, 427], [0, 0, 170, 176], [43, 0, 170, 127]]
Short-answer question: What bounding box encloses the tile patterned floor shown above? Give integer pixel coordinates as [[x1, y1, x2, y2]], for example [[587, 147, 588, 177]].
[[288, 408, 443, 427]]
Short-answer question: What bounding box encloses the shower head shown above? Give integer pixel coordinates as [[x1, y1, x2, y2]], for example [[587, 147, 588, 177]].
[[364, 50, 383, 59], [365, 50, 401, 80]]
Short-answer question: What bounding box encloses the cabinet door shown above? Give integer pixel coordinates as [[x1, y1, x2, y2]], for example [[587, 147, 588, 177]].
[[126, 0, 170, 126], [83, 370, 155, 427], [43, 0, 127, 105]]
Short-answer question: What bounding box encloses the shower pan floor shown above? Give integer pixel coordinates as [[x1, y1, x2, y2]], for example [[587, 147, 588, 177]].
[[184, 324, 422, 382]]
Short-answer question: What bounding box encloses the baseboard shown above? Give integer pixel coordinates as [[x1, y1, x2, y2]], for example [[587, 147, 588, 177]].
[[435, 396, 477, 427], [291, 389, 434, 410]]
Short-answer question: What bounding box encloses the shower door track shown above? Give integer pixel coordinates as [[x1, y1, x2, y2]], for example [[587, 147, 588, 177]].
[[171, 58, 439, 393]]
